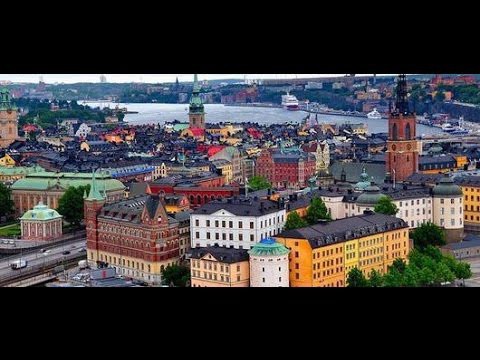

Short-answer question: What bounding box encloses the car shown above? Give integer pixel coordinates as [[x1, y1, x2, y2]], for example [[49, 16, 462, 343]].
[[43, 250, 51, 255], [78, 248, 87, 253], [62, 251, 71, 255]]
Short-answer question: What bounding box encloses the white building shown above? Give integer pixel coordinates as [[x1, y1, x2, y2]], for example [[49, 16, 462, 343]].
[[248, 237, 290, 287], [75, 123, 91, 139], [191, 197, 286, 250]]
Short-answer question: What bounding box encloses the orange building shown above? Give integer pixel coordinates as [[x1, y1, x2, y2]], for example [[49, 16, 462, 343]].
[[275, 212, 410, 287], [190, 246, 250, 287]]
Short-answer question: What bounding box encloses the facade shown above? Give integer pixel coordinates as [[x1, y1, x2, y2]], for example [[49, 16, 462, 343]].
[[248, 237, 290, 287], [301, 140, 330, 173], [0, 165, 43, 184], [174, 211, 192, 262], [385, 75, 419, 182], [11, 171, 125, 216], [211, 159, 233, 184], [75, 123, 91, 139], [275, 213, 410, 287], [0, 88, 19, 148], [85, 174, 180, 285], [189, 74, 206, 129], [190, 246, 249, 287], [442, 239, 480, 259], [209, 146, 243, 183], [256, 149, 316, 189], [432, 177, 464, 243], [20, 201, 63, 241], [0, 154, 16, 167], [191, 197, 286, 250], [457, 176, 480, 234], [242, 158, 255, 180]]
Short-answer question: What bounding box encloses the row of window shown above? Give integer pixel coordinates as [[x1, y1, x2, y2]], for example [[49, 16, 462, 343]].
[[399, 199, 430, 206], [197, 216, 285, 229], [191, 261, 235, 272], [465, 205, 480, 211], [198, 230, 278, 241], [192, 271, 233, 282], [360, 257, 383, 266], [439, 207, 462, 215], [466, 195, 480, 201], [98, 254, 153, 273], [466, 215, 480, 221], [439, 218, 462, 226], [403, 208, 429, 217]]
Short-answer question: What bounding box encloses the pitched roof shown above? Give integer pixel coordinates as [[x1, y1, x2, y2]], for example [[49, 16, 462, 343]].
[[190, 246, 249, 264], [193, 197, 283, 216]]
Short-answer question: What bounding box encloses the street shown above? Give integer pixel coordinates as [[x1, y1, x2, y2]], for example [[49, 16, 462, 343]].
[[0, 239, 86, 277]]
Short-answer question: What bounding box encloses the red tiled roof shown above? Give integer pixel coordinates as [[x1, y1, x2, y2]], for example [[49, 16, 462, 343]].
[[190, 128, 205, 137], [207, 145, 225, 157]]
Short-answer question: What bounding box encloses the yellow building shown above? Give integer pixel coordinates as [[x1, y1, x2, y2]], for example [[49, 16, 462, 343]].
[[457, 178, 480, 232], [454, 155, 468, 170], [190, 247, 250, 287], [0, 154, 16, 167], [211, 159, 233, 184], [276, 212, 410, 287]]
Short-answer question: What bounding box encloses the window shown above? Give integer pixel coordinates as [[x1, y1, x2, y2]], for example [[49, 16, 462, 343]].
[[215, 220, 219, 227], [206, 232, 211, 239], [195, 219, 199, 226], [451, 198, 455, 204], [279, 277, 282, 282], [239, 222, 243, 228], [295, 251, 299, 258], [229, 221, 233, 228], [295, 273, 299, 280], [451, 208, 455, 215], [451, 219, 455, 226], [222, 221, 226, 228], [441, 208, 445, 215], [263, 278, 266, 283], [222, 233, 226, 240], [295, 263, 299, 269], [441, 199, 444, 204], [215, 233, 219, 240], [440, 218, 445, 226], [250, 222, 254, 229], [239, 234, 243, 241], [250, 234, 254, 242], [230, 234, 234, 241]]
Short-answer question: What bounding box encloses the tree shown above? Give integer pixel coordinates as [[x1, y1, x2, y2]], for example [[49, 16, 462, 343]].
[[368, 269, 384, 287], [306, 197, 331, 225], [374, 196, 398, 215], [284, 211, 308, 230], [247, 176, 271, 191], [0, 183, 15, 220], [390, 258, 407, 274], [383, 268, 404, 287], [410, 222, 446, 250], [347, 267, 368, 287], [57, 185, 90, 227], [161, 264, 190, 287]]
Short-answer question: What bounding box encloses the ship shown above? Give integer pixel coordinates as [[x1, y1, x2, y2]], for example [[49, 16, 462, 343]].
[[366, 108, 382, 119], [281, 92, 299, 111], [441, 123, 470, 135]]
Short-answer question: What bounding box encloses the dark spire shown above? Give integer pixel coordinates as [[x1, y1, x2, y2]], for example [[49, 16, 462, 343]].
[[395, 74, 410, 114]]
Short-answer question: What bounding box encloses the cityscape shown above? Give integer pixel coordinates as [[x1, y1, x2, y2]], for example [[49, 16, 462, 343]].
[[0, 73, 479, 287]]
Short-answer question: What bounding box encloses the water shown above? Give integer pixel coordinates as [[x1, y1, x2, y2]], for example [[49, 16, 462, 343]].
[[83, 102, 443, 135]]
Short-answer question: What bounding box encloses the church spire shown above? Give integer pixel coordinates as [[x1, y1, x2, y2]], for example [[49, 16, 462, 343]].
[[394, 74, 411, 115], [86, 170, 104, 201]]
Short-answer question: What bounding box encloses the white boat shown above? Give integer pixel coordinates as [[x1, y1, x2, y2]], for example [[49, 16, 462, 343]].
[[366, 108, 382, 119], [442, 123, 470, 135], [281, 92, 299, 111]]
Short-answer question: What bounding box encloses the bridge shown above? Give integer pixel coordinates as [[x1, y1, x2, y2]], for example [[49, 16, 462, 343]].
[[0, 238, 86, 287]]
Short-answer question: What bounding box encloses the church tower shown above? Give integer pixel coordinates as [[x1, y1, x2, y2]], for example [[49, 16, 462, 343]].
[[189, 74, 206, 129], [385, 74, 419, 182], [84, 170, 106, 265], [0, 88, 19, 148]]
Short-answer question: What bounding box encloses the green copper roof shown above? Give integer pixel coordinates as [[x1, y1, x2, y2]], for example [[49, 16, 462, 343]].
[[0, 165, 43, 176], [11, 171, 125, 192], [356, 184, 385, 205], [0, 88, 18, 111], [433, 176, 463, 197], [249, 237, 290, 257], [20, 202, 62, 221], [86, 170, 105, 201], [189, 74, 204, 114]]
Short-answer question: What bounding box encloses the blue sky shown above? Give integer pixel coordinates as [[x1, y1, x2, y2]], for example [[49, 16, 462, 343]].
[[0, 74, 389, 84]]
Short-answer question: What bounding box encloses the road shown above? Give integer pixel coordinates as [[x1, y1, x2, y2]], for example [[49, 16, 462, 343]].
[[0, 239, 86, 277]]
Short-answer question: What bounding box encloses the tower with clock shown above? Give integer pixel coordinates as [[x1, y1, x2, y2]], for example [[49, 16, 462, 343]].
[[385, 74, 419, 182]]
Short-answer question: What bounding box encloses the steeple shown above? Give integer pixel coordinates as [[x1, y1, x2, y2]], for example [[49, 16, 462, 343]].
[[0, 88, 17, 111], [86, 170, 104, 201], [189, 74, 206, 129], [394, 74, 411, 115]]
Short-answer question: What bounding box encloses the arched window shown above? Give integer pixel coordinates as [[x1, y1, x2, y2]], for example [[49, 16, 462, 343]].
[[204, 195, 208, 203], [405, 123, 411, 140], [189, 195, 194, 203], [392, 123, 398, 140], [407, 155, 410, 162], [197, 195, 202, 204]]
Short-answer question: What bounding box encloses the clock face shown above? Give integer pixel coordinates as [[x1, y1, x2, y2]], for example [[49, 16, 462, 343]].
[[391, 144, 396, 151]]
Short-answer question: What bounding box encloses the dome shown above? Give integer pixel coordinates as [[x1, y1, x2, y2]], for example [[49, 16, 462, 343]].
[[432, 176, 463, 197], [356, 184, 385, 205], [248, 237, 290, 257], [354, 166, 371, 191], [20, 202, 62, 221]]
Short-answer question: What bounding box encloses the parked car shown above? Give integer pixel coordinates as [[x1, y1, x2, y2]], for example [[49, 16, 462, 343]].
[[62, 251, 70, 255]]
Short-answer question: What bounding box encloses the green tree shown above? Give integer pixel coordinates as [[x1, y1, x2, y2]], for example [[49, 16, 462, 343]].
[[368, 269, 384, 287], [284, 211, 308, 230], [347, 267, 368, 287], [410, 222, 446, 250], [454, 262, 472, 283], [161, 264, 190, 287], [57, 185, 90, 227], [374, 196, 398, 215], [0, 183, 15, 220], [306, 197, 331, 225], [390, 258, 407, 274], [383, 267, 404, 287], [247, 176, 271, 191]]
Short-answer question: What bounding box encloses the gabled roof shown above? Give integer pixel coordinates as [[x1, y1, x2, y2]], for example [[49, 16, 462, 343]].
[[190, 246, 249, 264]]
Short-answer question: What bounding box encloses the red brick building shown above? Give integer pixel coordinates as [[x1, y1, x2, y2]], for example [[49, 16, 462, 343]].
[[256, 149, 316, 189], [85, 173, 180, 285], [385, 75, 419, 182]]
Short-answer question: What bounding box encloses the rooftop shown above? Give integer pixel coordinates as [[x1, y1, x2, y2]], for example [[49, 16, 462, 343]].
[[190, 246, 249, 264]]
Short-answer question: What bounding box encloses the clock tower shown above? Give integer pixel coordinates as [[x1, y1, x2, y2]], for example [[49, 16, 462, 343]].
[[385, 74, 419, 182], [189, 74, 206, 129], [84, 170, 105, 264]]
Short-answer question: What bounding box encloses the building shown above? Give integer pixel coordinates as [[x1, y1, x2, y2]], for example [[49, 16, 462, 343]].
[[75, 123, 91, 139], [256, 149, 316, 189], [0, 154, 16, 167], [191, 196, 286, 250], [11, 171, 125, 216], [301, 140, 330, 173], [209, 146, 243, 183], [432, 176, 464, 243], [0, 165, 43, 184], [0, 88, 19, 148], [189, 74, 206, 129], [385, 75, 419, 181], [456, 176, 480, 234], [242, 158, 255, 180], [174, 210, 192, 263], [441, 236, 480, 259], [248, 237, 289, 287], [20, 201, 63, 241], [85, 174, 180, 285], [212, 159, 233, 184], [275, 212, 410, 287], [190, 246, 249, 287]]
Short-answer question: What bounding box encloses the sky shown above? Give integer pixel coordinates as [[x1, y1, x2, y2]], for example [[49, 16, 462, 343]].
[[0, 74, 391, 84]]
